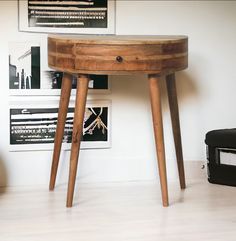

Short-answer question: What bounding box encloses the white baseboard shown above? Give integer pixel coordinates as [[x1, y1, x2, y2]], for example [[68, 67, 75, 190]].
[[184, 160, 207, 180], [0, 159, 207, 187]]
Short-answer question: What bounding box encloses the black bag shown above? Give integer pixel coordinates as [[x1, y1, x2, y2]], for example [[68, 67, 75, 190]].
[[205, 129, 236, 186]]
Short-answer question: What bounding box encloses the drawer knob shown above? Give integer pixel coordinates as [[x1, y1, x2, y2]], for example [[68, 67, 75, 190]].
[[116, 56, 123, 63]]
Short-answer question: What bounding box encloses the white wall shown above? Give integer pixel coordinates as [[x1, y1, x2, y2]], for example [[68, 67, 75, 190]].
[[0, 1, 236, 186]]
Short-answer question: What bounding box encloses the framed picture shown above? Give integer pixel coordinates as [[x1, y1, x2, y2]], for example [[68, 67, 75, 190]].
[[9, 42, 41, 91], [9, 99, 111, 151], [18, 0, 116, 34], [9, 41, 110, 95]]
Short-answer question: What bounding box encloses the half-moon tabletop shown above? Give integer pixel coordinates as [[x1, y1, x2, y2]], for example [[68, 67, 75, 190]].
[[48, 35, 188, 75]]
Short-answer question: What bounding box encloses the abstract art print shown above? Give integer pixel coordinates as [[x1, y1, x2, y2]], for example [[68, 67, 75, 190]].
[[9, 42, 40, 90], [9, 99, 111, 151], [18, 0, 115, 34], [9, 41, 110, 95]]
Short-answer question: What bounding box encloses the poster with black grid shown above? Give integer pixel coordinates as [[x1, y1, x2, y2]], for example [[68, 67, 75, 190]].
[[9, 100, 111, 151], [18, 0, 115, 34]]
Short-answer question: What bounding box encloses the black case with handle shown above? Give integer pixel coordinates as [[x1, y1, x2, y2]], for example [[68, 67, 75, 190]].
[[205, 129, 236, 186]]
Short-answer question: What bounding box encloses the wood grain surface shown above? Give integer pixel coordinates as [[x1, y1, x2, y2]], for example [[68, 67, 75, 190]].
[[148, 74, 169, 207], [49, 73, 72, 191], [48, 35, 188, 208], [48, 35, 188, 75]]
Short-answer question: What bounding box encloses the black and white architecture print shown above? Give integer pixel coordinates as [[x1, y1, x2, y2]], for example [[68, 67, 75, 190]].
[[9, 42, 109, 95], [9, 42, 40, 90]]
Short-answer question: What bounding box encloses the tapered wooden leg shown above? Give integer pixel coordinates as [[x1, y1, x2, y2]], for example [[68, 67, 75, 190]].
[[49, 73, 72, 191], [166, 73, 186, 189], [66, 74, 89, 208], [148, 74, 169, 207]]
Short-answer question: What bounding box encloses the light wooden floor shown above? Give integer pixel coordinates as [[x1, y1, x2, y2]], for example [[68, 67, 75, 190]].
[[0, 179, 236, 241]]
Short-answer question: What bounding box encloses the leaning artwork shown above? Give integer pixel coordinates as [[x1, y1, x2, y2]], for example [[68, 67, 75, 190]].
[[9, 41, 110, 95], [9, 100, 111, 151]]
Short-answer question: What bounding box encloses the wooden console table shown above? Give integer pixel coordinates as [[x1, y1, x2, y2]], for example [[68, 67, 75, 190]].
[[48, 35, 188, 207]]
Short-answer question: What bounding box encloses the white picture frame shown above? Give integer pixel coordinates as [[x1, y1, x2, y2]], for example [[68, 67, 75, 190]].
[[18, 0, 116, 34], [9, 98, 111, 151]]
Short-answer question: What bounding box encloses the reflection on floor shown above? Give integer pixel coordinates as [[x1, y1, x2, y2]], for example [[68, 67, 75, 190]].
[[0, 179, 236, 241]]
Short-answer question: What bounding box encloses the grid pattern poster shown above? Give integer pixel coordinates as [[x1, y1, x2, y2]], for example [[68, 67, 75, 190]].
[[10, 101, 110, 151], [19, 0, 115, 34], [28, 0, 108, 28]]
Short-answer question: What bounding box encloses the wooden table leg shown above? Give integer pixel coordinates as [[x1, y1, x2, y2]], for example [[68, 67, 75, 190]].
[[66, 74, 89, 208], [49, 73, 72, 191], [166, 73, 186, 189], [148, 74, 169, 207]]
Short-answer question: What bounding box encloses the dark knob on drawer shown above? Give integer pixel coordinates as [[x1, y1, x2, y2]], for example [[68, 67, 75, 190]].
[[116, 56, 123, 63]]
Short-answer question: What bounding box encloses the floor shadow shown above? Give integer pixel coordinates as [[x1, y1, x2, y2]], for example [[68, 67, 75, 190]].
[[175, 71, 199, 105], [111, 71, 199, 113]]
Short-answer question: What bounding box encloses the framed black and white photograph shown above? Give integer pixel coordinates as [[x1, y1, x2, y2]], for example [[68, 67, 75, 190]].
[[9, 99, 111, 151], [9, 42, 40, 90], [9, 41, 110, 95], [18, 0, 116, 34]]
